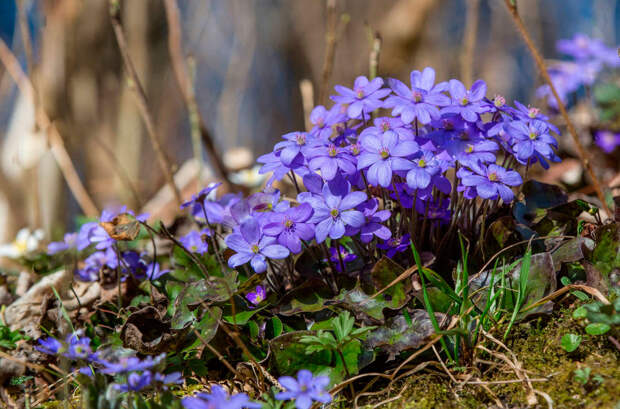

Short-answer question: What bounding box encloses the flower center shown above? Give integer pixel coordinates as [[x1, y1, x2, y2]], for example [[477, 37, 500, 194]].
[[412, 90, 423, 103], [380, 148, 390, 159], [494, 95, 505, 108], [296, 133, 306, 145], [488, 172, 499, 182], [356, 89, 364, 99], [418, 159, 426, 168], [389, 238, 399, 247], [328, 144, 337, 157], [350, 143, 360, 155], [528, 132, 537, 140], [528, 107, 539, 118], [330, 208, 339, 218], [460, 97, 469, 106], [284, 219, 294, 229], [251, 244, 260, 254], [465, 144, 474, 153], [381, 121, 390, 132]]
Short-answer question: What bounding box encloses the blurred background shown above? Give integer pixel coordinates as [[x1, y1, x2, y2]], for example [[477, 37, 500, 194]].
[[0, 0, 618, 243]]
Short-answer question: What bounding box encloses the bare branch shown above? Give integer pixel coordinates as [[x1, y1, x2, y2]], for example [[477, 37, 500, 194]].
[[109, 0, 182, 207], [0, 38, 99, 217], [162, 0, 232, 186]]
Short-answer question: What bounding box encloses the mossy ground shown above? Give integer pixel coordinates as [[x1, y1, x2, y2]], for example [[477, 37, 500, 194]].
[[353, 306, 619, 409]]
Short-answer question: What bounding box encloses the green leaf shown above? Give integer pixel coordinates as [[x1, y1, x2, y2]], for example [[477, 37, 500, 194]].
[[560, 333, 581, 352], [572, 306, 588, 319], [266, 316, 283, 339], [574, 367, 591, 385], [585, 323, 611, 336]]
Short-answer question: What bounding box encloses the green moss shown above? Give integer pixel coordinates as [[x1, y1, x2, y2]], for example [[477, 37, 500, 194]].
[[362, 307, 619, 408]]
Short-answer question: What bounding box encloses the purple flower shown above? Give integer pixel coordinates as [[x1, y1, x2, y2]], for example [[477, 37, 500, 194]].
[[384, 67, 450, 124], [75, 247, 118, 282], [357, 131, 419, 187], [182, 385, 262, 409], [301, 183, 367, 243], [594, 130, 620, 153], [114, 371, 153, 392], [377, 234, 410, 258], [508, 119, 559, 167], [330, 76, 391, 119], [181, 183, 225, 224], [225, 218, 290, 273], [36, 337, 62, 355], [361, 117, 415, 141], [304, 143, 357, 181], [442, 79, 490, 122], [154, 371, 184, 389], [100, 354, 165, 375], [345, 199, 391, 243], [47, 233, 78, 255], [147, 262, 170, 281], [309, 105, 346, 140], [274, 132, 311, 166], [257, 150, 301, 186], [245, 285, 266, 306], [276, 369, 332, 409], [326, 245, 357, 272], [557, 33, 620, 67], [180, 230, 209, 255], [459, 164, 522, 202], [89, 225, 115, 250], [64, 333, 94, 360], [404, 150, 442, 190], [263, 203, 315, 253]]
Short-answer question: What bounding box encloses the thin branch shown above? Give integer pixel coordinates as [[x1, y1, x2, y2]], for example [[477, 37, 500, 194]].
[[109, 0, 182, 207], [91, 132, 143, 208], [368, 30, 382, 80], [460, 0, 480, 86], [162, 0, 232, 185], [503, 0, 611, 217], [318, 0, 349, 106], [0, 38, 99, 217]]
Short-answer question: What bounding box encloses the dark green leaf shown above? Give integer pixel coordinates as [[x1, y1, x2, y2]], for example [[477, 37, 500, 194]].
[[560, 333, 581, 352]]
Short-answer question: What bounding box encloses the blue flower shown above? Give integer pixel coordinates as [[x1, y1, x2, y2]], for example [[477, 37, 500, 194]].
[[357, 131, 419, 187], [301, 182, 367, 243], [182, 385, 262, 409], [508, 119, 559, 168], [100, 354, 165, 375], [180, 230, 209, 255], [181, 183, 225, 224], [245, 285, 266, 306], [225, 218, 290, 273], [442, 79, 490, 122], [345, 198, 391, 243], [330, 76, 391, 119], [47, 233, 78, 255], [263, 203, 315, 254], [458, 163, 522, 203], [275, 369, 332, 409], [113, 371, 153, 392], [384, 67, 450, 124], [404, 150, 442, 190], [36, 337, 62, 355], [309, 105, 346, 140], [377, 234, 411, 258], [303, 143, 357, 181]]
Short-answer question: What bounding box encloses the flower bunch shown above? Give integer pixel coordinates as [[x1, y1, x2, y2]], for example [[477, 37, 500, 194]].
[[36, 332, 181, 392], [536, 33, 619, 110]]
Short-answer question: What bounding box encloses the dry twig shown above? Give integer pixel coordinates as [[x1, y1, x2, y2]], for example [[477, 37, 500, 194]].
[[109, 0, 182, 207], [162, 0, 231, 185], [0, 38, 99, 217]]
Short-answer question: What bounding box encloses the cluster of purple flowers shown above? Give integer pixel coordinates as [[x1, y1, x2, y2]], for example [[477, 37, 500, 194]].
[[536, 33, 619, 110], [181, 66, 560, 274], [47, 206, 170, 282], [36, 331, 182, 392], [181, 370, 331, 409]]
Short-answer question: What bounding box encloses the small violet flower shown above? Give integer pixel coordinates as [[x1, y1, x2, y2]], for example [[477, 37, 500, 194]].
[[459, 164, 522, 203], [442, 79, 490, 122], [225, 218, 290, 273], [182, 385, 262, 409], [357, 131, 419, 187], [330, 76, 391, 119], [276, 369, 332, 409], [263, 203, 315, 254], [245, 285, 266, 306]]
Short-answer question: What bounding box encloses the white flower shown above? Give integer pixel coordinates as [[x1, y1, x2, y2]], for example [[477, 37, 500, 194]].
[[0, 228, 44, 258], [229, 165, 268, 188]]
